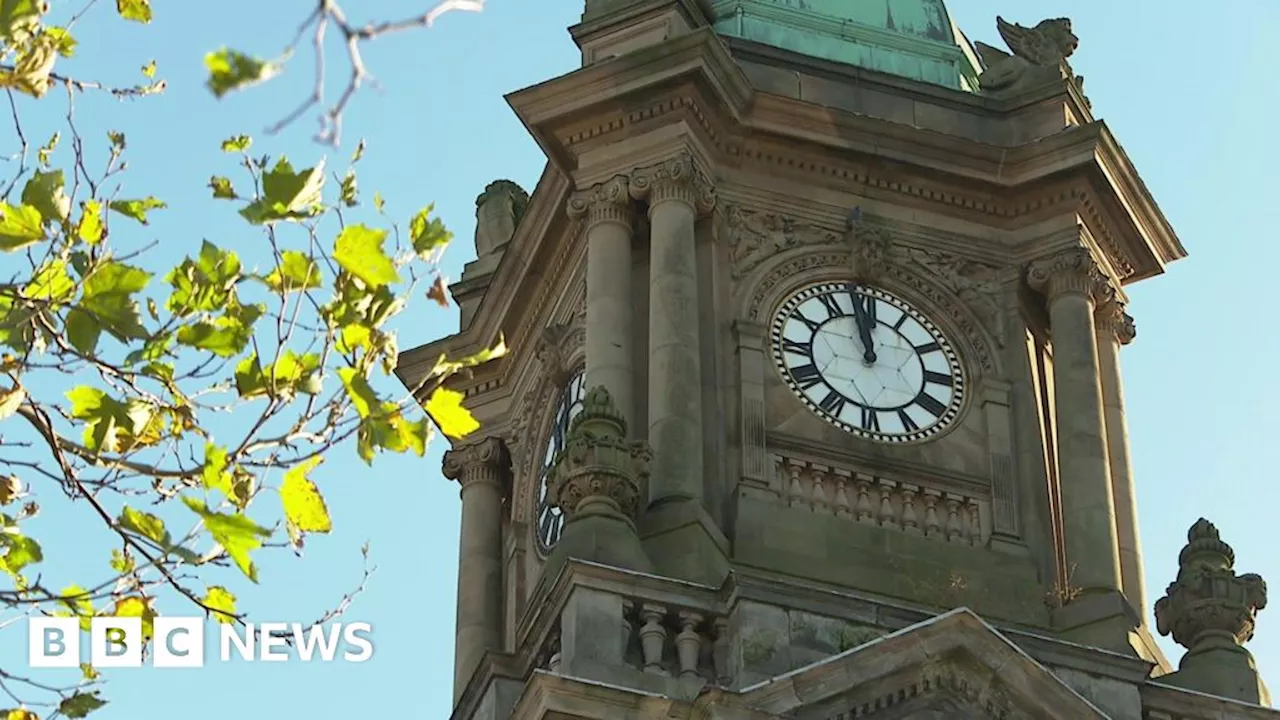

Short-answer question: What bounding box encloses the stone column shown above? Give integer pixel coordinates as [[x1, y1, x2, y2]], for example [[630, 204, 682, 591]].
[[629, 153, 715, 505], [1026, 248, 1122, 595], [568, 176, 636, 431], [1095, 297, 1147, 622], [441, 437, 508, 701]]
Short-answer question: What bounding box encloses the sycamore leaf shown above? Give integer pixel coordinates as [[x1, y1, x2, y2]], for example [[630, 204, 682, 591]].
[[409, 204, 452, 259], [75, 199, 103, 244], [22, 259, 74, 302], [201, 443, 232, 498], [0, 386, 25, 421], [333, 224, 398, 287], [112, 596, 154, 641], [208, 175, 237, 199], [281, 456, 331, 534], [164, 240, 242, 316], [426, 387, 479, 439], [140, 60, 155, 78], [5, 708, 39, 720], [107, 197, 166, 225], [337, 367, 379, 418], [0, 33, 57, 98], [0, 0, 45, 43], [67, 261, 151, 354], [58, 691, 106, 719], [108, 548, 134, 574], [340, 168, 357, 207], [44, 26, 77, 58], [263, 250, 322, 293], [238, 157, 325, 225], [204, 48, 279, 99], [54, 584, 93, 631], [0, 533, 41, 576], [115, 0, 151, 23], [21, 169, 69, 224], [0, 202, 44, 251], [182, 496, 270, 582], [174, 303, 262, 357], [429, 334, 507, 379], [117, 505, 170, 546], [220, 135, 251, 153], [68, 388, 164, 453], [203, 585, 237, 624]]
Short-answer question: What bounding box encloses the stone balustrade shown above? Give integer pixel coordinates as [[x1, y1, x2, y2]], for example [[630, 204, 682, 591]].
[[771, 453, 988, 547]]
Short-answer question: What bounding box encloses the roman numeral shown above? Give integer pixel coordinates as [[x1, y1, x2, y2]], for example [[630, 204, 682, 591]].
[[816, 293, 844, 319], [897, 409, 920, 433], [858, 295, 877, 323], [893, 313, 908, 331], [923, 370, 952, 387], [790, 363, 823, 390], [860, 407, 881, 432], [914, 341, 941, 355], [818, 389, 846, 416], [792, 310, 822, 332], [914, 391, 947, 418], [781, 337, 811, 356]]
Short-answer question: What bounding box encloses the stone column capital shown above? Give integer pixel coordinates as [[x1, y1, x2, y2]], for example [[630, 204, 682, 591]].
[[628, 152, 715, 216], [1095, 299, 1136, 346], [1026, 247, 1111, 303], [567, 175, 633, 232], [442, 436, 508, 489]]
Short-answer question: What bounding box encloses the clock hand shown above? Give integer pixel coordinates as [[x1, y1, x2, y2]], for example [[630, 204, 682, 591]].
[[850, 296, 877, 364]]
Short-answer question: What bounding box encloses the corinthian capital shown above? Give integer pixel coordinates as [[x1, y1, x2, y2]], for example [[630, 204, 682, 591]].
[[628, 152, 715, 215], [442, 436, 508, 490], [1095, 299, 1136, 346], [567, 175, 633, 231], [1026, 247, 1111, 303]]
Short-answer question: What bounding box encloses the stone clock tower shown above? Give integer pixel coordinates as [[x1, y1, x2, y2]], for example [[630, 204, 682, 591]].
[[397, 2, 1275, 718]]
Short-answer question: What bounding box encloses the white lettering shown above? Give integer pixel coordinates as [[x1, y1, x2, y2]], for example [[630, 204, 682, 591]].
[[258, 623, 290, 661], [292, 624, 342, 661], [342, 623, 373, 662], [219, 623, 255, 661]]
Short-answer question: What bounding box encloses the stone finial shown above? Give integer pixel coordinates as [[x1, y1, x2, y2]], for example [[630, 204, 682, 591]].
[[474, 179, 529, 257], [567, 175, 633, 231], [629, 152, 716, 215], [973, 16, 1079, 95], [1155, 519, 1268, 650], [844, 208, 892, 282], [545, 386, 649, 520], [1095, 299, 1137, 346], [441, 436, 508, 490], [1026, 247, 1111, 303]]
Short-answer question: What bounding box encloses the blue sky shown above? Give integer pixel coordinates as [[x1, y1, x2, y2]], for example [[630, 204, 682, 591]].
[[2, 1, 1278, 717]]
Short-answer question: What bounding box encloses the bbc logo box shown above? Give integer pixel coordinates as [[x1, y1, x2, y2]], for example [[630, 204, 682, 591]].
[[30, 617, 205, 668]]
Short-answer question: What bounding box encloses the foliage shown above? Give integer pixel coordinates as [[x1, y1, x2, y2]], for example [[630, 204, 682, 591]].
[[0, 0, 490, 716]]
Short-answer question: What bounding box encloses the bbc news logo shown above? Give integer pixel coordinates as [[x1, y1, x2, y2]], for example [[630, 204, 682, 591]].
[[28, 617, 374, 668]]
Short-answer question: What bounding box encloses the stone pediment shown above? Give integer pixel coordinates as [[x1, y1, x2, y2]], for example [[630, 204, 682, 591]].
[[737, 608, 1108, 720]]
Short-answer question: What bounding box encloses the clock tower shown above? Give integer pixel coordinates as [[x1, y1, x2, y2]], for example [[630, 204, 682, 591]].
[[397, 2, 1275, 718]]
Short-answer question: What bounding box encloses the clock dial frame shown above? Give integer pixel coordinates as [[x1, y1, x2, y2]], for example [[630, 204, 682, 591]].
[[770, 281, 965, 443], [534, 370, 586, 553]]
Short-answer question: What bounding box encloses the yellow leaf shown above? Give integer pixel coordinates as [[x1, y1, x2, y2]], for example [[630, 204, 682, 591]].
[[426, 387, 479, 439], [203, 586, 236, 624], [0, 385, 24, 420], [280, 456, 331, 534]]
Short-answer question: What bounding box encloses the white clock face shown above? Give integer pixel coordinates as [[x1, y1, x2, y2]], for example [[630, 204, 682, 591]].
[[771, 282, 964, 443], [534, 370, 585, 553]]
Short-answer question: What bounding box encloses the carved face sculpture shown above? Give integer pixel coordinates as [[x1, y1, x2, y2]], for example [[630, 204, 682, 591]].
[[535, 370, 586, 553], [771, 281, 965, 443]]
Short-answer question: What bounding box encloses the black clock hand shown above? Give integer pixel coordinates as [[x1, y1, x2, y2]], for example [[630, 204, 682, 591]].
[[850, 295, 877, 364]]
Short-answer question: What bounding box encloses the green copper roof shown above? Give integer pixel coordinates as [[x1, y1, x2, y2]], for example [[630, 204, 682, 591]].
[[709, 0, 982, 91]]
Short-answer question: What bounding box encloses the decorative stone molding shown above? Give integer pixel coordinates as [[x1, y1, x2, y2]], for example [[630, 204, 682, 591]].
[[1154, 518, 1268, 653], [1095, 299, 1136, 346], [545, 386, 650, 522], [1026, 247, 1113, 303], [534, 316, 585, 388], [442, 436, 509, 491], [474, 179, 529, 257], [724, 206, 840, 279], [628, 152, 715, 215], [847, 218, 893, 283], [566, 175, 633, 232]]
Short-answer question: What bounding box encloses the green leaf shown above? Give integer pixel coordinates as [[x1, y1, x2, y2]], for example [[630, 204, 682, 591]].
[[409, 204, 452, 258], [58, 691, 106, 718], [174, 302, 262, 357], [37, 131, 58, 166], [340, 168, 358, 207], [220, 135, 251, 153], [80, 663, 99, 681], [112, 596, 154, 641], [165, 240, 242, 316], [107, 130, 125, 150], [22, 259, 74, 302], [75, 199, 103, 244], [21, 169, 68, 224], [201, 443, 232, 497], [203, 585, 237, 624], [426, 387, 479, 439], [67, 260, 151, 354], [108, 548, 134, 574], [263, 250, 322, 293], [182, 496, 270, 582], [107, 197, 166, 225], [0, 0, 45, 43], [204, 48, 279, 99], [333, 224, 399, 287], [208, 175, 237, 199], [337, 367, 379, 418], [0, 202, 44, 251], [429, 334, 508, 379], [44, 26, 77, 57], [117, 505, 170, 546], [55, 584, 94, 631], [354, 402, 431, 465], [115, 0, 151, 23], [238, 157, 325, 225], [141, 59, 155, 78], [0, 533, 41, 575], [281, 456, 331, 534]]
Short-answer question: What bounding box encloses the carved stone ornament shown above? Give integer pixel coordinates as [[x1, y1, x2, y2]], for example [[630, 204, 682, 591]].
[[724, 205, 840, 279], [566, 175, 632, 231], [1154, 518, 1268, 652], [533, 316, 584, 387], [441, 436, 508, 490], [629, 152, 715, 215], [1026, 247, 1112, 303], [544, 385, 650, 521], [1095, 299, 1137, 346], [846, 213, 893, 283], [973, 16, 1079, 96], [474, 179, 529, 257]]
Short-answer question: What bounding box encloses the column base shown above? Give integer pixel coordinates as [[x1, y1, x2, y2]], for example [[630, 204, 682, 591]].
[[1051, 589, 1140, 656], [640, 498, 730, 586], [1163, 643, 1272, 706]]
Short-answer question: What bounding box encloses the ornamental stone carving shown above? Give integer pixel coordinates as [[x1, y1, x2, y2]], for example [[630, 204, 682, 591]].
[[974, 16, 1079, 96], [544, 385, 650, 522], [1095, 299, 1136, 346], [1155, 518, 1268, 652], [474, 180, 529, 257], [441, 436, 508, 490], [846, 209, 893, 283], [1026, 247, 1112, 302], [566, 175, 633, 231], [534, 315, 584, 387], [629, 152, 716, 215], [725, 206, 840, 279]]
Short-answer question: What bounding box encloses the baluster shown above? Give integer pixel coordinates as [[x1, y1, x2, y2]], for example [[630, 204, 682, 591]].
[[810, 464, 830, 514], [900, 484, 921, 534], [923, 489, 942, 538], [944, 494, 964, 543], [786, 459, 806, 508], [675, 611, 704, 680], [854, 474, 875, 523], [639, 604, 669, 675], [877, 479, 898, 529], [967, 500, 982, 546], [712, 618, 731, 686], [622, 599, 634, 662], [833, 469, 852, 518]]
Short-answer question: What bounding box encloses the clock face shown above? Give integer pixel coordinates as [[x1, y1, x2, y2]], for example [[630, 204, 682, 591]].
[[770, 281, 964, 443], [535, 370, 586, 553]]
